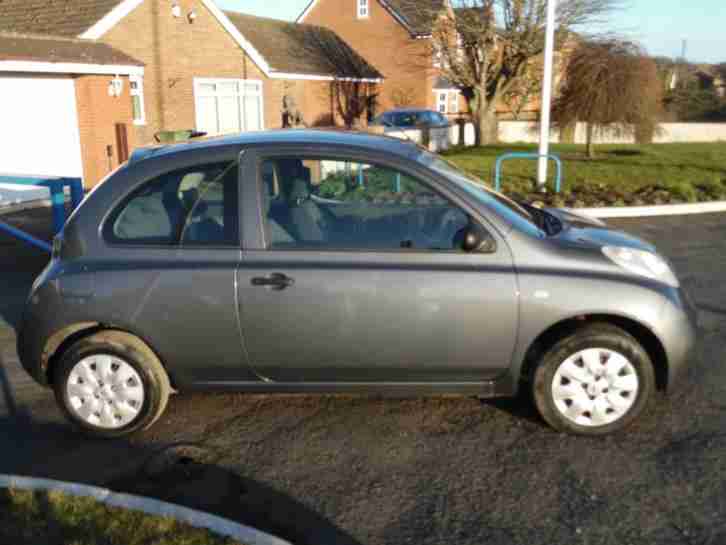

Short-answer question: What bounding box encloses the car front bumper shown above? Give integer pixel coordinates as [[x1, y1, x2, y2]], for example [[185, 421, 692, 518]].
[[657, 286, 700, 392]]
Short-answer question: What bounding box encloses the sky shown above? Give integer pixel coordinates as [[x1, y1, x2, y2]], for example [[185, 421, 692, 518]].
[[217, 0, 726, 64]]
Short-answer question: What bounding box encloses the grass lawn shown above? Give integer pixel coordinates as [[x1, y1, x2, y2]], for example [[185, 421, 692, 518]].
[[0, 487, 243, 545], [443, 142, 726, 206]]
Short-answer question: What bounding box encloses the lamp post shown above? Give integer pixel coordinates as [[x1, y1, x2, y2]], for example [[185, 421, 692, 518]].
[[536, 0, 557, 191]]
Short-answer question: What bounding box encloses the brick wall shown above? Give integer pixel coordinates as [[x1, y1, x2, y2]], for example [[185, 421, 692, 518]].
[[100, 0, 337, 144], [302, 0, 434, 114], [74, 74, 136, 188]]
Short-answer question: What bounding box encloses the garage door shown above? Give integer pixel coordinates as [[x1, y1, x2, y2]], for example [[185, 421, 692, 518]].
[[0, 75, 83, 178]]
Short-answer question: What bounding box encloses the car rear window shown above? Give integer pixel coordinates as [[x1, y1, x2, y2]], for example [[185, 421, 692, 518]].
[[106, 162, 239, 247]]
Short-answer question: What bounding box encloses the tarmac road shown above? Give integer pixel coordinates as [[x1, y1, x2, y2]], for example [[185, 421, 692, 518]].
[[1, 208, 725, 545]]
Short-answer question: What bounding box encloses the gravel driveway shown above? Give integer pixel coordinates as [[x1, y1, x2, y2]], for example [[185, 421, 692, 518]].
[[1, 209, 725, 545]]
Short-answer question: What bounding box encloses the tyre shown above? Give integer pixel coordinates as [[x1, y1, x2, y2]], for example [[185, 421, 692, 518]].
[[532, 324, 655, 436], [53, 331, 171, 439]]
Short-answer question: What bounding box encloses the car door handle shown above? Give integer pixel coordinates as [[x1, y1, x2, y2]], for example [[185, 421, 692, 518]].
[[251, 273, 295, 290]]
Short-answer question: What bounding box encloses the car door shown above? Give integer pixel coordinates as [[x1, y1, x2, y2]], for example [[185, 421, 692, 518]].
[[235, 148, 519, 383], [98, 152, 256, 386]]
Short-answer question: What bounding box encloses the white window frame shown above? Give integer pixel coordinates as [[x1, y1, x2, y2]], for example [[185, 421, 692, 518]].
[[449, 90, 460, 114], [433, 44, 443, 68], [434, 90, 460, 115], [193, 78, 265, 136], [357, 0, 369, 19], [129, 74, 146, 126]]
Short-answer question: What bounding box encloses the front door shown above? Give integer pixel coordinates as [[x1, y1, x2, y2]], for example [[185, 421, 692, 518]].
[[236, 152, 519, 383]]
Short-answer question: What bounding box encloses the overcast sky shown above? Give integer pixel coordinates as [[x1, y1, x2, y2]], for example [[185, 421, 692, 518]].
[[217, 0, 726, 64]]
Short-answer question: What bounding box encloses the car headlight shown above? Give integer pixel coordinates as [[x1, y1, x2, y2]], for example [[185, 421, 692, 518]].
[[602, 246, 679, 288]]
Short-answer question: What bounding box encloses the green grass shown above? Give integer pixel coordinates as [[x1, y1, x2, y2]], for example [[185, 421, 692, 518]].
[[442, 143, 726, 204], [0, 488, 243, 545]]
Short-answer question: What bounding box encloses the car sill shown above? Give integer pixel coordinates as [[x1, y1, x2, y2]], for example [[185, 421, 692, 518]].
[[182, 380, 512, 397]]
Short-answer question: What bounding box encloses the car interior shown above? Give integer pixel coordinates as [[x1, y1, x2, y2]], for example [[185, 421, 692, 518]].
[[261, 158, 470, 251], [112, 162, 238, 246]]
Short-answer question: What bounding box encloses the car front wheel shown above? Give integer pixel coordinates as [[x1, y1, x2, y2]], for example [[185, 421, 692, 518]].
[[533, 324, 655, 436], [53, 331, 171, 439]]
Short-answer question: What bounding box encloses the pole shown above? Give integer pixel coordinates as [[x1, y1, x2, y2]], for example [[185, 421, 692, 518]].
[[537, 0, 557, 191]]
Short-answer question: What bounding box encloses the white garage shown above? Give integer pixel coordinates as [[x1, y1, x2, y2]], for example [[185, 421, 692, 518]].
[[0, 74, 84, 178], [0, 32, 144, 194]]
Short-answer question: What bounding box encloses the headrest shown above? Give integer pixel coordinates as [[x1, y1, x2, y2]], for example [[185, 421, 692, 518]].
[[287, 179, 311, 205]]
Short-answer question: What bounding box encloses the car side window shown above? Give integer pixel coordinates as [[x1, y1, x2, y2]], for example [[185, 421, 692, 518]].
[[260, 157, 472, 252], [108, 162, 239, 247]]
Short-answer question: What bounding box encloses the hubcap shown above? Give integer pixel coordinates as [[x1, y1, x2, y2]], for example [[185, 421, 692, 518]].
[[551, 348, 639, 427], [66, 355, 145, 429]]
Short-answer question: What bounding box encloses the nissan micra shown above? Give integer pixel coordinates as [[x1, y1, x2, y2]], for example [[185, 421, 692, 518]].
[[18, 130, 698, 438]]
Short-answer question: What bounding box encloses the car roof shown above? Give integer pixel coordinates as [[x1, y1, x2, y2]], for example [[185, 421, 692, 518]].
[[385, 108, 436, 114], [129, 129, 424, 165]]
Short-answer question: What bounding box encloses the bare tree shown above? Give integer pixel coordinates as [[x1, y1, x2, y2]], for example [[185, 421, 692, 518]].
[[415, 0, 623, 145], [290, 24, 382, 128], [329, 81, 379, 128], [552, 39, 662, 157], [501, 61, 542, 119]]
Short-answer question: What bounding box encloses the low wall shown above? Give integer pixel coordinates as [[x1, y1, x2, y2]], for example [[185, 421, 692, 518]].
[[498, 121, 726, 144], [653, 123, 726, 143], [384, 123, 476, 151], [383, 121, 726, 149]]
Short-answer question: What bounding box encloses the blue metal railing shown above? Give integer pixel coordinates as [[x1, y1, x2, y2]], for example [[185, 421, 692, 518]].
[[494, 153, 563, 194], [0, 175, 84, 253]]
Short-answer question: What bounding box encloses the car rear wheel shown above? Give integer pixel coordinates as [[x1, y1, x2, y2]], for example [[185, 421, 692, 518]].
[[532, 324, 655, 436], [53, 331, 171, 439]]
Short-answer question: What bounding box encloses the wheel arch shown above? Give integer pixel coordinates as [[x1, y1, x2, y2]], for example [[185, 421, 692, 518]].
[[518, 313, 669, 392], [43, 323, 175, 389]]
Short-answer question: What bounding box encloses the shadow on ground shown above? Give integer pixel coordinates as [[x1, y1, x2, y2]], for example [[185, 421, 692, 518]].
[[0, 206, 357, 545], [111, 447, 363, 545]]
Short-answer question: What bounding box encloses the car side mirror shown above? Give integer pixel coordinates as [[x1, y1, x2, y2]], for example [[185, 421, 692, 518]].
[[455, 224, 497, 254]]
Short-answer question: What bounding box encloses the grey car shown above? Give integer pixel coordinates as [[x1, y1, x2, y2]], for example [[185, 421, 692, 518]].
[[371, 109, 451, 129], [18, 130, 698, 438]]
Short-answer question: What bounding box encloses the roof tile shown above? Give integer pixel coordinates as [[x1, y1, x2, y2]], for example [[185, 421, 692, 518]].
[[0, 0, 124, 37], [224, 11, 383, 79], [0, 32, 143, 66], [382, 0, 446, 35]]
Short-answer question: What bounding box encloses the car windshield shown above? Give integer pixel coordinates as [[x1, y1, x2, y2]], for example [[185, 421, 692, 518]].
[[391, 112, 424, 127], [414, 149, 542, 232]]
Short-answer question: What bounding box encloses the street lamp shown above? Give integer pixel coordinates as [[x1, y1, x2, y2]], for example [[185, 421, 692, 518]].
[[537, 0, 557, 191]]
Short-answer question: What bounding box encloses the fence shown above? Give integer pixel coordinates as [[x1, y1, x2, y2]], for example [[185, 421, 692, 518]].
[[0, 175, 84, 252]]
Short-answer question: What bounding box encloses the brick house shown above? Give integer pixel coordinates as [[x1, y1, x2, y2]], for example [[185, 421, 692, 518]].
[[298, 0, 467, 119], [299, 0, 564, 122], [0, 0, 381, 186], [0, 32, 143, 187]]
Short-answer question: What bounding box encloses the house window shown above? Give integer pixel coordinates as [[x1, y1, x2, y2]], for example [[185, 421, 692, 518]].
[[435, 90, 460, 115], [194, 79, 264, 136], [357, 0, 369, 19], [433, 45, 443, 68], [129, 75, 146, 126], [450, 91, 459, 114]]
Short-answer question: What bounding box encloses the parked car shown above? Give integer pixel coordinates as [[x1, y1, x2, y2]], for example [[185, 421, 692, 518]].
[[18, 130, 697, 438], [371, 109, 451, 129]]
